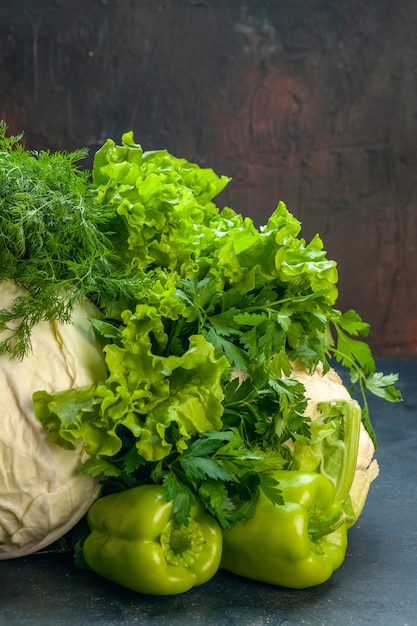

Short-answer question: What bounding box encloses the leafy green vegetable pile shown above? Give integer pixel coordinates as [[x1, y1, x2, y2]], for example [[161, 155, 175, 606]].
[[0, 123, 401, 530]]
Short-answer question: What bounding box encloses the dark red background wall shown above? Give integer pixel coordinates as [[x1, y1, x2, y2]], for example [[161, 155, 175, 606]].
[[1, 0, 416, 356]]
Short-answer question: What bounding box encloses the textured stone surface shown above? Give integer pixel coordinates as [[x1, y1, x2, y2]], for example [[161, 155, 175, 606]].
[[1, 0, 416, 354]]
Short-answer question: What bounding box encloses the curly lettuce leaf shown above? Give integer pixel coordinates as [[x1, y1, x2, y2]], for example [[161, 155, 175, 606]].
[[93, 131, 230, 278], [34, 304, 230, 463]]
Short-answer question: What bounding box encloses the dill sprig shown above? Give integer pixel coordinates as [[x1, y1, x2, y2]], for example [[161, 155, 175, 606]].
[[0, 122, 141, 359]]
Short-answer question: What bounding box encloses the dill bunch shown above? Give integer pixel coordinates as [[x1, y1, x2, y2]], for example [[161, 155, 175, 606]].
[[0, 122, 141, 359]]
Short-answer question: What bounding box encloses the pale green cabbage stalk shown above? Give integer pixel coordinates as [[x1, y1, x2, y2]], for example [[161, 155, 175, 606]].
[[0, 279, 107, 559], [287, 362, 379, 527]]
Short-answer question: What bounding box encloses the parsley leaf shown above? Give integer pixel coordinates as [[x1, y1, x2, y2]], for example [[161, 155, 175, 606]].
[[162, 472, 196, 526], [364, 371, 402, 401]]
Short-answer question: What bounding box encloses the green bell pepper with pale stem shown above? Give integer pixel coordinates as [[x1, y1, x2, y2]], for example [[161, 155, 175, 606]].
[[82, 484, 223, 595], [221, 470, 348, 589]]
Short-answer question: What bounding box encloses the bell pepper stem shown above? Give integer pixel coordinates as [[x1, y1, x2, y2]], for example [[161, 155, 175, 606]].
[[160, 518, 206, 567], [169, 529, 198, 552]]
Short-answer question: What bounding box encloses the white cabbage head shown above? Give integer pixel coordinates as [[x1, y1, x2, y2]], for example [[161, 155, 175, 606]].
[[0, 279, 107, 559]]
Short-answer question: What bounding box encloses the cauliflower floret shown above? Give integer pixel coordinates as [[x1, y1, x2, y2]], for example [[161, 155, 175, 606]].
[[0, 279, 107, 559]]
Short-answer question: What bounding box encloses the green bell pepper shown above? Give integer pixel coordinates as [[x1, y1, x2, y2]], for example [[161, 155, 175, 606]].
[[221, 470, 348, 589], [82, 484, 223, 595]]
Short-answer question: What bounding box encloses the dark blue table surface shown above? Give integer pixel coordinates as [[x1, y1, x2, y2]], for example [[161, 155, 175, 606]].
[[1, 358, 416, 626]]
